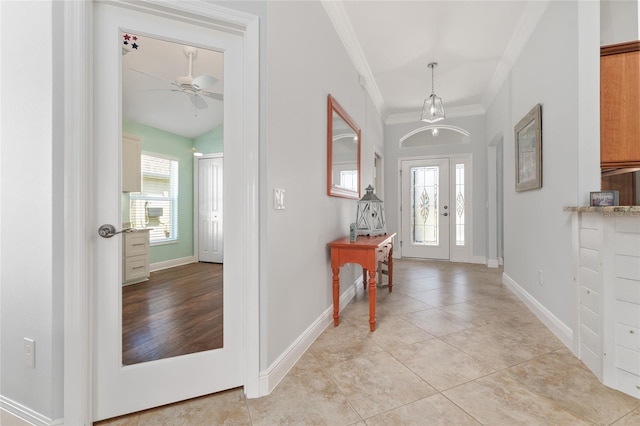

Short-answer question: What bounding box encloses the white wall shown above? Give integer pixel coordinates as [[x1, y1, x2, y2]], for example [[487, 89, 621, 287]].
[[262, 0, 383, 367], [384, 115, 487, 261], [485, 1, 600, 329], [0, 0, 64, 421], [601, 0, 639, 45]]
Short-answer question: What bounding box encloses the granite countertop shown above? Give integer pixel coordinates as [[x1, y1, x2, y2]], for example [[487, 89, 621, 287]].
[[563, 206, 640, 216]]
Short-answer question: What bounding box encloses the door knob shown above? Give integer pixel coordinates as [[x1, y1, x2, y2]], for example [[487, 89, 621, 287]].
[[98, 224, 132, 238], [442, 212, 449, 217]]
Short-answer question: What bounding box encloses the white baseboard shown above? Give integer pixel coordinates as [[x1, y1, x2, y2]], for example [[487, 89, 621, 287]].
[[0, 396, 62, 426], [258, 277, 361, 396], [498, 257, 504, 266], [450, 255, 486, 265], [487, 258, 500, 268], [150, 256, 196, 272], [469, 255, 487, 265], [502, 272, 573, 349]]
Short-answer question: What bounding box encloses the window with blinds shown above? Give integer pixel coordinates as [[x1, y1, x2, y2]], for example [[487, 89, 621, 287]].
[[129, 154, 179, 244]]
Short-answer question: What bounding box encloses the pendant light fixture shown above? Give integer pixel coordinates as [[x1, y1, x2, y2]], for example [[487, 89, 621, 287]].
[[421, 62, 446, 123]]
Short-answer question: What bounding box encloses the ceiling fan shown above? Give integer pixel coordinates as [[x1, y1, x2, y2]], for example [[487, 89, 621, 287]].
[[131, 46, 223, 110]]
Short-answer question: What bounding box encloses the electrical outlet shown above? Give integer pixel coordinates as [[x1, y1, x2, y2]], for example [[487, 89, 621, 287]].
[[24, 338, 35, 368], [538, 269, 543, 286]]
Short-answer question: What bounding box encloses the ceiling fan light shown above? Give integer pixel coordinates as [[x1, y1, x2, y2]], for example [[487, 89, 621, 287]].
[[421, 94, 445, 123]]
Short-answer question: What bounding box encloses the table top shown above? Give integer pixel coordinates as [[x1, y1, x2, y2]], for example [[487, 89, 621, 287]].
[[328, 233, 396, 249]]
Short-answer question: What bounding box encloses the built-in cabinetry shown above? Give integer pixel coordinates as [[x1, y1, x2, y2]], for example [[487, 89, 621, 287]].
[[600, 41, 640, 168], [567, 207, 640, 399], [122, 133, 142, 193], [123, 230, 150, 285]]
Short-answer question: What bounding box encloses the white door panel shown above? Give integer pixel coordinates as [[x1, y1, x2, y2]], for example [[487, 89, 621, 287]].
[[199, 157, 223, 263], [94, 3, 242, 420]]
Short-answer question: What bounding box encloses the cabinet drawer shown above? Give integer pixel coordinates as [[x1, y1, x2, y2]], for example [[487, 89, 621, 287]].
[[124, 232, 149, 256], [616, 323, 640, 351], [616, 300, 640, 328], [614, 368, 640, 399], [124, 254, 149, 282], [580, 285, 600, 314], [616, 346, 640, 376], [581, 305, 600, 335]]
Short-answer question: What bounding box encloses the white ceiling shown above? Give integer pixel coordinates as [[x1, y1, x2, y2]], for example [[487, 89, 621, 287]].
[[122, 35, 224, 139], [122, 1, 548, 138], [327, 0, 549, 123]]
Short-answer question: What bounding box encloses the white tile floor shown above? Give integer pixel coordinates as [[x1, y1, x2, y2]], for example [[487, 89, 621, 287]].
[[97, 259, 640, 425]]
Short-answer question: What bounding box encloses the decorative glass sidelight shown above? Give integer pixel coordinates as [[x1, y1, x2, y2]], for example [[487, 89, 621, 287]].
[[411, 166, 439, 245], [455, 163, 465, 246]]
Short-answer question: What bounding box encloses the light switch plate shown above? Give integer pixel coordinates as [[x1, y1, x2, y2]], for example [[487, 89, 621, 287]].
[[274, 188, 285, 210]]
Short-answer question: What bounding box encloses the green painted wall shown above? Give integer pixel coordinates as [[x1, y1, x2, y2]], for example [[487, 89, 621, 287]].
[[194, 125, 224, 153], [123, 120, 195, 264]]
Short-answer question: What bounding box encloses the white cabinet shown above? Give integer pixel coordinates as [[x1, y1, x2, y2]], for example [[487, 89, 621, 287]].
[[122, 133, 141, 193], [570, 210, 640, 399], [123, 230, 149, 285]]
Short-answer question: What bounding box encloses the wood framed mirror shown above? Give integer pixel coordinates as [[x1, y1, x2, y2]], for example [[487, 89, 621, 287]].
[[327, 94, 361, 199]]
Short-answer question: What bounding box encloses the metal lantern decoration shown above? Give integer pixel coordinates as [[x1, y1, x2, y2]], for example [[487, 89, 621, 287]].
[[355, 185, 387, 236]]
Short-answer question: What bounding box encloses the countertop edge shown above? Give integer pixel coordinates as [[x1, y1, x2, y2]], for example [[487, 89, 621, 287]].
[[564, 206, 640, 216]]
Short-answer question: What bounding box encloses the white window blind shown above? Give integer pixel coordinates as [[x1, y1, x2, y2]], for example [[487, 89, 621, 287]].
[[340, 170, 358, 191], [130, 154, 179, 244]]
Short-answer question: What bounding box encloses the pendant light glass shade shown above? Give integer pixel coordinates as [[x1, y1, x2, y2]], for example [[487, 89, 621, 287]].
[[421, 62, 446, 123]]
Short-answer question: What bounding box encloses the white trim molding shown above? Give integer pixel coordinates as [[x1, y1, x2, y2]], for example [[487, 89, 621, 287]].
[[63, 0, 93, 424], [321, 0, 384, 117], [502, 272, 573, 349], [259, 277, 361, 396], [1, 397, 63, 426], [149, 256, 196, 272], [64, 0, 260, 422]]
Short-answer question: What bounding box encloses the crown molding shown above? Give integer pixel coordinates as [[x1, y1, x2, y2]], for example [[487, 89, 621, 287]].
[[481, 0, 550, 109], [385, 104, 485, 125], [321, 0, 385, 117]]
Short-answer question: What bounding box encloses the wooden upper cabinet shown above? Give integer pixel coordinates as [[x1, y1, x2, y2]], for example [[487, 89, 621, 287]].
[[601, 41, 640, 168]]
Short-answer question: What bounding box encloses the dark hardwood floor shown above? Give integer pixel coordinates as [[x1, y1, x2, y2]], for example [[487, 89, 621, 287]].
[[122, 262, 223, 365]]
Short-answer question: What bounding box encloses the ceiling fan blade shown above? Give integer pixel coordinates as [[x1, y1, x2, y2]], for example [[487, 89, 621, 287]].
[[189, 93, 208, 110], [200, 90, 224, 101], [137, 88, 182, 93], [192, 74, 218, 90], [130, 68, 177, 87]]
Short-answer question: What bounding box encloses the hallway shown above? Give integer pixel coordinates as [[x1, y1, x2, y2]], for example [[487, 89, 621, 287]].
[[97, 259, 640, 425]]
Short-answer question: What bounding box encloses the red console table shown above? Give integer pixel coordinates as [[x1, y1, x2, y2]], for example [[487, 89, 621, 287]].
[[327, 233, 396, 331]]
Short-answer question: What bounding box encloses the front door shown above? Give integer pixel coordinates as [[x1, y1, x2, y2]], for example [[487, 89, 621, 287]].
[[401, 158, 451, 259], [93, 3, 243, 420]]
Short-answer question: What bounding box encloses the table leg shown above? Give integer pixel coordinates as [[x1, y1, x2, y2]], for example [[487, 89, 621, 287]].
[[363, 268, 368, 289], [332, 267, 340, 326], [388, 245, 393, 293], [368, 269, 377, 331]]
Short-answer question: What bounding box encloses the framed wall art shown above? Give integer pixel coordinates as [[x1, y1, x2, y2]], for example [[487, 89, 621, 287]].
[[515, 103, 542, 192]]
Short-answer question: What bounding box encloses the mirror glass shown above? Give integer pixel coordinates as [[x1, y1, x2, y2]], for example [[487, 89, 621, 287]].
[[121, 33, 224, 365], [328, 95, 361, 199]]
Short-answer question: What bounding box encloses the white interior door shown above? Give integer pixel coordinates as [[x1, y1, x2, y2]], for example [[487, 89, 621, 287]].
[[93, 3, 243, 420], [199, 156, 223, 263], [401, 158, 451, 259]]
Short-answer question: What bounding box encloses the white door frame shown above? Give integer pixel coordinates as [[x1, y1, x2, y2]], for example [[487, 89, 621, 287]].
[[63, 1, 260, 424], [397, 154, 474, 262], [194, 153, 224, 263]]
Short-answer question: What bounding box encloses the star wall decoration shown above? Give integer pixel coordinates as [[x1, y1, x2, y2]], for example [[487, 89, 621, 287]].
[[122, 33, 140, 55]]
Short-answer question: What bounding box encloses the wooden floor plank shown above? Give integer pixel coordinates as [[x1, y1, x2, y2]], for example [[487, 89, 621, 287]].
[[122, 262, 223, 365]]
